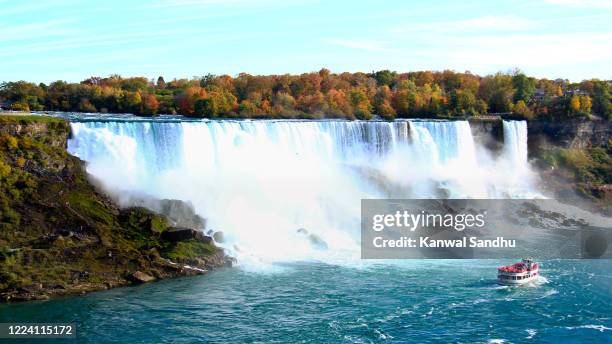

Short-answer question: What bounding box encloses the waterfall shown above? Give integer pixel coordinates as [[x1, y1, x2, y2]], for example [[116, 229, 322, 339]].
[[67, 119, 538, 267], [502, 120, 528, 168], [408, 120, 477, 167]]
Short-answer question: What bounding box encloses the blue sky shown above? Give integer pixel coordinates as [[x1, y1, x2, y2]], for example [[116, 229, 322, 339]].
[[1, 0, 611, 83]]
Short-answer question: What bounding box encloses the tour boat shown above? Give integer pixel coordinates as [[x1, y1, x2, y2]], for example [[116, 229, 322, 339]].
[[497, 259, 540, 285]]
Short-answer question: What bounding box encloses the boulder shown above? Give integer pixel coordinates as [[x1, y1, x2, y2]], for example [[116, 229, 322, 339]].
[[130, 271, 155, 283], [161, 227, 212, 244], [212, 231, 225, 243], [19, 283, 43, 293], [159, 199, 206, 229], [308, 234, 328, 250], [296, 228, 328, 250]]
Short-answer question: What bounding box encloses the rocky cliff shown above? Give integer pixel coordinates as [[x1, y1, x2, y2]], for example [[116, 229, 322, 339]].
[[527, 119, 611, 213], [527, 119, 611, 152], [0, 115, 231, 301]]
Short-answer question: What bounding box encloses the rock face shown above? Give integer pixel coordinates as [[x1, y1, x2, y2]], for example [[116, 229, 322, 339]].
[[296, 228, 329, 250], [115, 197, 206, 230], [212, 231, 225, 243], [161, 227, 212, 243], [526, 119, 611, 214], [159, 199, 206, 229], [131, 271, 156, 283], [527, 119, 611, 154], [0, 115, 231, 302], [468, 117, 504, 152]]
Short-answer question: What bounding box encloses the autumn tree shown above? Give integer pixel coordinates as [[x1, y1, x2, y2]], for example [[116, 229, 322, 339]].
[[325, 89, 352, 118], [272, 92, 297, 116], [141, 94, 160, 116], [0, 69, 606, 121], [121, 91, 142, 113], [569, 95, 581, 114], [513, 100, 533, 119], [579, 95, 592, 114], [373, 86, 395, 120]]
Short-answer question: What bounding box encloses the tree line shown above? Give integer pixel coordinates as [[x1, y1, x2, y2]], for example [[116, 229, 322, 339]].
[[1, 69, 610, 120]]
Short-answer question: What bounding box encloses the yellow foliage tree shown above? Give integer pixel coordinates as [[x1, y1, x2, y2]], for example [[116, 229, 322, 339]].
[[569, 95, 581, 113], [579, 95, 592, 114], [513, 100, 533, 119]]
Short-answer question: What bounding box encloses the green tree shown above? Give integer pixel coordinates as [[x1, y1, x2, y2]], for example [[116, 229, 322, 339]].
[[489, 90, 513, 113], [349, 89, 372, 120], [512, 72, 536, 103], [372, 70, 396, 87], [156, 76, 166, 89], [452, 89, 476, 115], [194, 98, 217, 118], [591, 81, 611, 119], [475, 99, 488, 115]]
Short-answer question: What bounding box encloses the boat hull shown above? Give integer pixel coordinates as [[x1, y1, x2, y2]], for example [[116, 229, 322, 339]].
[[497, 275, 539, 285]]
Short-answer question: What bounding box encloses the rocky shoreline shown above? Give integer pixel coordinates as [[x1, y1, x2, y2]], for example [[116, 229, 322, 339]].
[[0, 115, 232, 302]]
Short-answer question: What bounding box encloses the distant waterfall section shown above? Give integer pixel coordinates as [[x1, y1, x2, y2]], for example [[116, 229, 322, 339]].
[[67, 119, 538, 268], [503, 120, 529, 169]]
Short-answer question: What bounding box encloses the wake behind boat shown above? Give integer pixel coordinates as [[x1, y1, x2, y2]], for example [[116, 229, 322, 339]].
[[498, 259, 540, 285]]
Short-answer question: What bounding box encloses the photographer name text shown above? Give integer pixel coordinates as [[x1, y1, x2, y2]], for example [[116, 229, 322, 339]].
[[372, 236, 516, 248]]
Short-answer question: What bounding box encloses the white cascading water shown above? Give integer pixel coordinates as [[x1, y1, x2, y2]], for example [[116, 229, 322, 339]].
[[503, 120, 529, 169], [67, 119, 537, 268]]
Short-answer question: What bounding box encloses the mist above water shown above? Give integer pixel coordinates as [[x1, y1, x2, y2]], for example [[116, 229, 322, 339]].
[[67, 119, 539, 268]]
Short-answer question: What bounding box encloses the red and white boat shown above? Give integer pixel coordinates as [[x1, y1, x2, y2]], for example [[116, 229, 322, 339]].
[[497, 259, 540, 285]]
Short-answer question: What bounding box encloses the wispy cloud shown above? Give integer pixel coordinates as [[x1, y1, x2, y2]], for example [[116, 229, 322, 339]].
[[0, 0, 79, 16], [391, 15, 541, 34], [0, 28, 253, 59], [544, 0, 612, 9], [324, 39, 390, 52], [412, 32, 612, 68], [1, 0, 610, 82], [0, 19, 76, 42], [148, 0, 311, 8]]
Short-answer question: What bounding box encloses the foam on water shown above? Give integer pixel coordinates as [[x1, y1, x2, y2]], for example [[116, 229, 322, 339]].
[[68, 119, 538, 269]]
